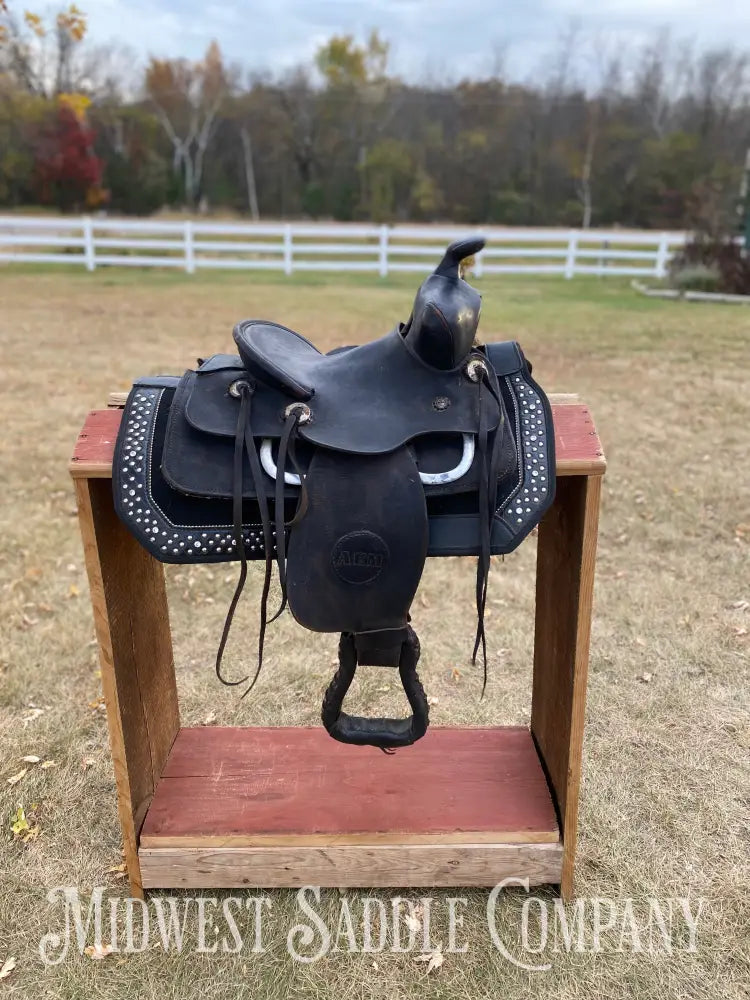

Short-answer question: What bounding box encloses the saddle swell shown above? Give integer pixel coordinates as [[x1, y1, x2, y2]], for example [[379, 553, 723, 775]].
[[112, 238, 556, 751]]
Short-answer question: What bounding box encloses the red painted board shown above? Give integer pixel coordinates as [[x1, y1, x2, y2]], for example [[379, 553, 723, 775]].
[[140, 726, 559, 846]]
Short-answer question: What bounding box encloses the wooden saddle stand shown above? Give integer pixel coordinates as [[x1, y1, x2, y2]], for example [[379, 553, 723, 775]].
[[70, 393, 605, 901]]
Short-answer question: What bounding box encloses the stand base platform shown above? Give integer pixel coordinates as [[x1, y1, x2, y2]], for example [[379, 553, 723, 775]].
[[139, 726, 563, 889]]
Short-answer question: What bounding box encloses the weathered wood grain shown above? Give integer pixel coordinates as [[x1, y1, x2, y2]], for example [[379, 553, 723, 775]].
[[139, 842, 563, 889], [74, 477, 181, 897], [530, 474, 602, 900]]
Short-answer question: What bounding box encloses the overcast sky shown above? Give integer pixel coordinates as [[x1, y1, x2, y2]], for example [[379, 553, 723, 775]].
[[83, 0, 750, 83]]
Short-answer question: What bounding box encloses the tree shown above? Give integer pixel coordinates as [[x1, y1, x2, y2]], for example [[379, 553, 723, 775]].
[[145, 41, 231, 207], [360, 139, 414, 221], [0, 4, 87, 97], [315, 30, 388, 88], [33, 94, 104, 210]]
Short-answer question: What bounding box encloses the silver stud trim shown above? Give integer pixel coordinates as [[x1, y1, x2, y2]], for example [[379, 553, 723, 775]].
[[494, 372, 552, 535], [117, 387, 271, 563]]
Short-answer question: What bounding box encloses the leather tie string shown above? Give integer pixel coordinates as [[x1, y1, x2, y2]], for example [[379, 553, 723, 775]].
[[472, 369, 506, 697], [215, 382, 308, 698]]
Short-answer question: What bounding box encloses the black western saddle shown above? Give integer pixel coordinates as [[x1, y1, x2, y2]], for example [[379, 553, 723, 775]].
[[113, 238, 555, 750]]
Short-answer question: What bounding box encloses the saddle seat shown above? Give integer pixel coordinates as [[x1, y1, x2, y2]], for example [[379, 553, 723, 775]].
[[231, 321, 501, 455]]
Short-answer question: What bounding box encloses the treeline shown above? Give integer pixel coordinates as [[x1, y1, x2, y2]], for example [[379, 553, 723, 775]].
[[1, 8, 749, 230]]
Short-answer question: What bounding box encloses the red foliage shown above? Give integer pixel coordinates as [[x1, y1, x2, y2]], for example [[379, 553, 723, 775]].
[[33, 106, 104, 211], [671, 237, 750, 296]]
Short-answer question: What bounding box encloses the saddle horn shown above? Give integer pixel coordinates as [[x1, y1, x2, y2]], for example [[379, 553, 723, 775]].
[[403, 236, 486, 370]]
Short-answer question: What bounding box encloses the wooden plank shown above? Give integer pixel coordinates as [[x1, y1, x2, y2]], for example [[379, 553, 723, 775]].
[[69, 409, 122, 478], [548, 392, 580, 405], [139, 842, 563, 889], [141, 727, 559, 848], [553, 404, 606, 476], [74, 477, 181, 898], [70, 401, 605, 479], [530, 474, 602, 901]]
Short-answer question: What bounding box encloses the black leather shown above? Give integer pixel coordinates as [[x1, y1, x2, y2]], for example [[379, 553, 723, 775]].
[[112, 238, 556, 750], [321, 629, 428, 750], [403, 237, 484, 368], [230, 324, 501, 452], [285, 447, 428, 634]]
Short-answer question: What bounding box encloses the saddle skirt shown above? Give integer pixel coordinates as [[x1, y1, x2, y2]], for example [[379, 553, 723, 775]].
[[113, 240, 556, 750]]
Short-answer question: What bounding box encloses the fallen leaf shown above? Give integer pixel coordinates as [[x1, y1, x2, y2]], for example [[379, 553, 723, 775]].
[[40, 760, 57, 769], [201, 710, 217, 726], [638, 672, 653, 683], [0, 957, 17, 980], [21, 613, 39, 628], [11, 806, 31, 839], [22, 708, 44, 726], [68, 584, 80, 598], [371, 960, 378, 970], [732, 626, 747, 637], [404, 913, 422, 934], [634, 636, 646, 647], [427, 696, 439, 706], [7, 769, 28, 786], [451, 668, 462, 682], [21, 755, 41, 764], [415, 943, 444, 973], [81, 756, 96, 770], [84, 943, 114, 960]]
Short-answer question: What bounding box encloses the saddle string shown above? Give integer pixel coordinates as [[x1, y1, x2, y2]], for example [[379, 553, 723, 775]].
[[215, 384, 254, 688], [216, 379, 275, 695], [471, 370, 506, 698], [272, 410, 309, 620], [238, 385, 280, 698], [217, 381, 312, 699]]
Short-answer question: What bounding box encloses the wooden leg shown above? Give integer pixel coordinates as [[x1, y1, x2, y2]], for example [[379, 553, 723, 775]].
[[530, 474, 602, 901], [75, 477, 181, 898]]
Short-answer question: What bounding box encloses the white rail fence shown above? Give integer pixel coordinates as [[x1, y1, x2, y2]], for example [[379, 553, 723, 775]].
[[0, 216, 687, 278]]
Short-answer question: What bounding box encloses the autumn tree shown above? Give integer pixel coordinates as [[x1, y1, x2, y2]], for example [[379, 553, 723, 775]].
[[0, 4, 87, 96], [33, 93, 104, 210], [145, 41, 231, 207]]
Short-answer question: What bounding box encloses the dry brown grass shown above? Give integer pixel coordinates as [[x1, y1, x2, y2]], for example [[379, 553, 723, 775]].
[[0, 267, 748, 999]]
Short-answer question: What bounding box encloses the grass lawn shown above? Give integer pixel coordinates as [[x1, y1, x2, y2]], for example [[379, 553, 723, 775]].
[[0, 267, 748, 998]]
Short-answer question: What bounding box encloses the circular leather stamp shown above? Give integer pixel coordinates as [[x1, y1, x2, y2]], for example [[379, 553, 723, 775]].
[[331, 531, 389, 585]]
